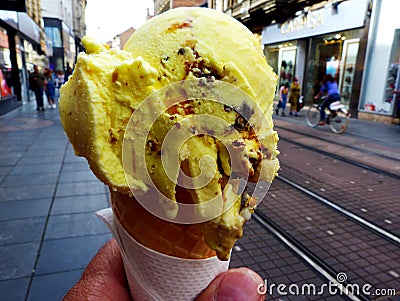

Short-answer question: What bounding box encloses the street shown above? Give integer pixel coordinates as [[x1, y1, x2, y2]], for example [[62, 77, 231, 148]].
[[231, 114, 400, 300], [0, 102, 399, 300]]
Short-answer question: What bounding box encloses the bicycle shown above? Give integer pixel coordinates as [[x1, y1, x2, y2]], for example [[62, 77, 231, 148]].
[[305, 96, 350, 134]]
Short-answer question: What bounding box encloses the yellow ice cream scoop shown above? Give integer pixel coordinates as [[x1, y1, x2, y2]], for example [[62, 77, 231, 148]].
[[124, 7, 277, 114], [59, 7, 279, 260]]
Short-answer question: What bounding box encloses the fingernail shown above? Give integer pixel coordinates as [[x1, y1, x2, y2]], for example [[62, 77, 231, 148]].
[[216, 270, 262, 301]]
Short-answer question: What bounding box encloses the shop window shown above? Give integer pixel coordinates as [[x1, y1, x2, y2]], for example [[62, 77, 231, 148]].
[[304, 35, 343, 105], [264, 42, 298, 97], [339, 39, 359, 108], [0, 69, 13, 99], [0, 26, 14, 100], [44, 26, 63, 48], [381, 29, 400, 115], [264, 45, 279, 75]]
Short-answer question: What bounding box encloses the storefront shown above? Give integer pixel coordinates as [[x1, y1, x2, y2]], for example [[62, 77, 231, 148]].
[[359, 0, 400, 123], [44, 17, 75, 74], [0, 10, 48, 113], [262, 0, 371, 117], [0, 11, 21, 112], [0, 25, 13, 100]]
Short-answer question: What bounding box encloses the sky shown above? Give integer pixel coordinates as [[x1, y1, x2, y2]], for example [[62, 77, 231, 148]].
[[85, 0, 154, 43]]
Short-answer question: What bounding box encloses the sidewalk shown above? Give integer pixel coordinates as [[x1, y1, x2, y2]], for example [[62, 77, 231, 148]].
[[0, 101, 111, 300], [273, 107, 400, 149], [0, 102, 399, 300]]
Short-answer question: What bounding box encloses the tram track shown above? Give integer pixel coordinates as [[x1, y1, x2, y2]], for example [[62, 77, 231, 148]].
[[278, 135, 400, 181], [276, 131, 400, 237], [252, 175, 400, 300], [253, 211, 364, 301], [277, 175, 400, 247], [235, 120, 400, 300], [274, 124, 400, 163]]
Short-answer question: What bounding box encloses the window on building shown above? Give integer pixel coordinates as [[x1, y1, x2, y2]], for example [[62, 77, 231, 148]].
[[45, 26, 63, 48], [223, 0, 228, 11], [0, 26, 13, 99], [383, 29, 400, 115]]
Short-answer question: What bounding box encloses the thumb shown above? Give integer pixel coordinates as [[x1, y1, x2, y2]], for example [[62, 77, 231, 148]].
[[195, 267, 265, 301]]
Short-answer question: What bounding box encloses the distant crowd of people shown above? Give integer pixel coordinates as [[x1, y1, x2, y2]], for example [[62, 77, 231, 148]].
[[28, 63, 73, 111]]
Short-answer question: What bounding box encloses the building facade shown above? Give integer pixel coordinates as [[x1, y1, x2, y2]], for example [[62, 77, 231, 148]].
[[154, 0, 208, 15], [42, 0, 86, 73], [262, 0, 371, 118], [0, 0, 86, 115], [72, 0, 86, 39], [358, 0, 400, 123], [108, 27, 135, 50], [215, 0, 400, 124], [0, 0, 49, 112]]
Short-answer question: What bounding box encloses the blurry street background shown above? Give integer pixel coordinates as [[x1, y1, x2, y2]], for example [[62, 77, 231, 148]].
[[1, 0, 400, 300]]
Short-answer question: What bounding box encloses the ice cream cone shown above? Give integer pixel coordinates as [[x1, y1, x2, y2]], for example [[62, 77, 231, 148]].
[[96, 207, 230, 301], [110, 190, 216, 259]]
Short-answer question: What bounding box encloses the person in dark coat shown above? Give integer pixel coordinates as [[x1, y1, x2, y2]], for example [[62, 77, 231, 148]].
[[29, 65, 45, 111]]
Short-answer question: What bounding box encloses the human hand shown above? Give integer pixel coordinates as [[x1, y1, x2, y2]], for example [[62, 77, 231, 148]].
[[63, 239, 131, 301], [63, 239, 265, 301]]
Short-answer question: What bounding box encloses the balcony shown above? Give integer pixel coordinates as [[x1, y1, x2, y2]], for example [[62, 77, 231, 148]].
[[226, 0, 326, 32]]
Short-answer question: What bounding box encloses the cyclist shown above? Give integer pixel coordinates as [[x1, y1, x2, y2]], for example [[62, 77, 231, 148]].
[[314, 74, 340, 125]]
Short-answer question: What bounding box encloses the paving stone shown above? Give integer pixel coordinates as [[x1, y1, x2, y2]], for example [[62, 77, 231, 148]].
[[0, 153, 23, 166], [0, 166, 12, 176], [18, 156, 65, 165], [8, 163, 62, 176], [44, 212, 109, 240], [64, 153, 88, 163], [0, 184, 56, 202], [0, 198, 51, 221], [0, 277, 30, 301], [55, 181, 106, 197], [266, 268, 284, 278], [27, 269, 83, 301], [51, 194, 109, 215], [0, 242, 40, 280], [35, 234, 111, 275], [28, 143, 66, 151], [58, 170, 98, 183], [61, 162, 91, 172], [1, 173, 58, 187], [0, 217, 46, 245], [23, 149, 65, 158]]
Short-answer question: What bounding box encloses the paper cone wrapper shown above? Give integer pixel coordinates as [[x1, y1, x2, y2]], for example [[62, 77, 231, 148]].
[[96, 208, 230, 301]]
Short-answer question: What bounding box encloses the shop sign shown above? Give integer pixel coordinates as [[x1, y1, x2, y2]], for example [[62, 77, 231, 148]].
[[18, 12, 41, 44], [0, 10, 18, 30], [280, 11, 323, 35], [262, 0, 369, 44]]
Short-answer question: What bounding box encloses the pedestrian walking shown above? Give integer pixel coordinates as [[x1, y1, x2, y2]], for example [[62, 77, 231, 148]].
[[29, 65, 46, 111], [276, 82, 289, 116], [54, 70, 65, 101], [44, 68, 56, 109], [289, 77, 301, 116], [65, 63, 73, 81]]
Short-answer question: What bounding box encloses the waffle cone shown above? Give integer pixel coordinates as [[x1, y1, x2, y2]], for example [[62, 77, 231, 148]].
[[110, 190, 216, 259]]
